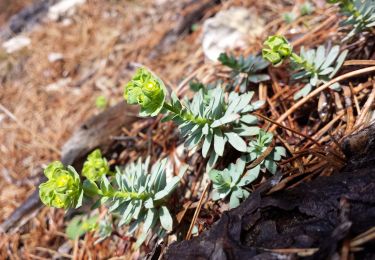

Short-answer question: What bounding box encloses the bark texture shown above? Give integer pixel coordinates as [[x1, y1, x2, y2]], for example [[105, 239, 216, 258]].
[[165, 124, 375, 260]]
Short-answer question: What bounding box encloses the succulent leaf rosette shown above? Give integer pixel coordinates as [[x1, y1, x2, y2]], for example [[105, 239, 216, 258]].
[[328, 0, 375, 41], [262, 35, 347, 100], [209, 157, 250, 209], [39, 161, 83, 209], [218, 52, 270, 92], [82, 149, 110, 182], [209, 131, 286, 209], [39, 150, 186, 247], [124, 68, 265, 170], [124, 67, 167, 117], [246, 130, 286, 175]]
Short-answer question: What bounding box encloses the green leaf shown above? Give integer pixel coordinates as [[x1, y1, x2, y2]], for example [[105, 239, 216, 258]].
[[314, 45, 326, 69], [237, 165, 261, 187], [229, 191, 241, 209], [247, 74, 270, 83], [159, 206, 173, 231], [240, 114, 258, 125], [330, 50, 348, 77], [207, 149, 219, 171], [213, 129, 226, 156], [108, 199, 121, 212], [178, 164, 189, 178], [233, 125, 260, 136], [225, 132, 247, 152], [265, 159, 278, 174], [83, 179, 101, 197], [119, 201, 136, 226], [144, 198, 154, 209], [209, 169, 223, 185], [211, 114, 239, 128], [66, 215, 98, 240], [273, 146, 287, 161], [154, 176, 180, 201], [235, 92, 253, 113], [143, 208, 157, 234], [319, 67, 334, 75], [294, 84, 312, 100], [321, 46, 339, 69], [202, 130, 213, 158], [329, 82, 341, 91]]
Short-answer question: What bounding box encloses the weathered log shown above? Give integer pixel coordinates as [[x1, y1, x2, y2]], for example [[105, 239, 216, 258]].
[[0, 0, 59, 40], [0, 101, 139, 232], [165, 124, 375, 260]]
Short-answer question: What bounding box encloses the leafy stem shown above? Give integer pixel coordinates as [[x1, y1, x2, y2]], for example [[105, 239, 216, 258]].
[[112, 191, 151, 200], [163, 102, 210, 125], [290, 53, 317, 74]]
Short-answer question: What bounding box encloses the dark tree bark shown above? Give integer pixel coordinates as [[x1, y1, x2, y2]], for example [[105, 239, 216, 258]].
[[165, 124, 375, 260]]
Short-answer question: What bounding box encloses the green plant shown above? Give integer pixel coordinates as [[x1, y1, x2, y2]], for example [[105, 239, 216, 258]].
[[85, 157, 187, 246], [218, 53, 270, 92], [124, 67, 167, 117], [262, 35, 293, 66], [66, 215, 98, 240], [262, 35, 348, 100], [245, 130, 286, 175], [95, 95, 108, 109], [39, 150, 186, 247], [328, 0, 375, 41], [95, 217, 113, 243], [282, 2, 314, 24], [82, 149, 110, 182], [124, 68, 265, 170], [283, 12, 297, 24], [39, 161, 83, 209], [300, 2, 315, 15], [209, 157, 250, 209], [209, 130, 286, 209]]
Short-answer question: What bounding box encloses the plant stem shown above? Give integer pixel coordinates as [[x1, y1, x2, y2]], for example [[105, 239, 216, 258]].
[[163, 102, 180, 115], [163, 102, 209, 125], [290, 53, 316, 74], [112, 191, 151, 200]]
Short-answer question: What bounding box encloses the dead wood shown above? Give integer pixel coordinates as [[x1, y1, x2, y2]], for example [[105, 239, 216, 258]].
[[165, 124, 375, 260], [0, 101, 139, 233], [0, 0, 59, 40]]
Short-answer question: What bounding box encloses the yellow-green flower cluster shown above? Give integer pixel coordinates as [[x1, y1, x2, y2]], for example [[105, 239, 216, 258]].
[[262, 35, 293, 66], [82, 149, 109, 182], [124, 68, 166, 117], [39, 161, 82, 209]]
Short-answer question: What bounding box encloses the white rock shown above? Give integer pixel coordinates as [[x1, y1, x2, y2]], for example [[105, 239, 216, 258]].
[[2, 36, 31, 53], [48, 0, 86, 21], [48, 52, 64, 62], [201, 7, 265, 61]]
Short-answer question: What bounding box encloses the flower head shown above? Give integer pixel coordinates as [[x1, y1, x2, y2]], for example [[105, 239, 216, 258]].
[[82, 149, 109, 182], [39, 161, 82, 209], [124, 68, 167, 117], [262, 35, 292, 66]]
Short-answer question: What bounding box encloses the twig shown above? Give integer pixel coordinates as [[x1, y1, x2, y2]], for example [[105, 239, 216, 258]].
[[354, 82, 375, 128], [269, 66, 375, 132], [350, 227, 375, 248], [344, 60, 375, 66], [186, 181, 211, 240], [254, 112, 321, 146]]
